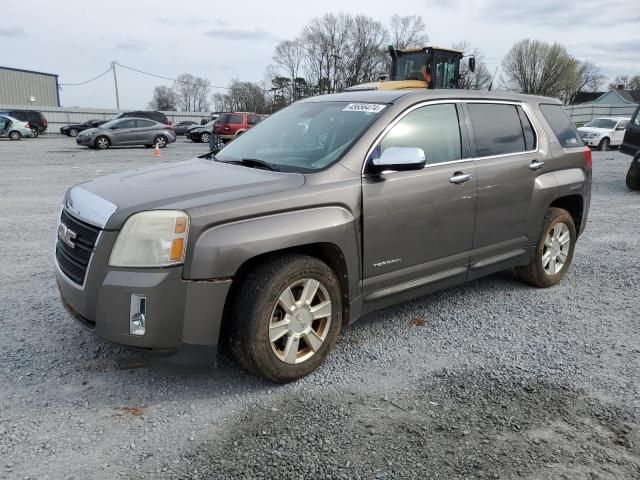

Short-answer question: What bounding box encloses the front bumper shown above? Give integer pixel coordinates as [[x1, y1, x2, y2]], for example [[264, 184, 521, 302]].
[[56, 231, 231, 349], [76, 136, 93, 146]]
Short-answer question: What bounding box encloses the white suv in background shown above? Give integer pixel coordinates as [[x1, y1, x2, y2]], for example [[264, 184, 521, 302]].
[[578, 117, 630, 151]]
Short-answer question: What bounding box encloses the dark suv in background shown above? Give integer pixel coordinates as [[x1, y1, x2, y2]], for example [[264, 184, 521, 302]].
[[621, 105, 640, 190], [113, 111, 171, 126], [0, 109, 48, 137]]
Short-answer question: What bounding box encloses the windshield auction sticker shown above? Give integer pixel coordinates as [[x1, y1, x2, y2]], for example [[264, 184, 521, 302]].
[[342, 103, 387, 113]]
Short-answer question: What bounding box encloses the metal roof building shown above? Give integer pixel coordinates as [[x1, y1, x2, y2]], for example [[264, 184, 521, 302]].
[[0, 66, 60, 107]]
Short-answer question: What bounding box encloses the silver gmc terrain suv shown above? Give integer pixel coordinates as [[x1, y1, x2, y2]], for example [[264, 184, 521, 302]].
[[55, 90, 591, 382]]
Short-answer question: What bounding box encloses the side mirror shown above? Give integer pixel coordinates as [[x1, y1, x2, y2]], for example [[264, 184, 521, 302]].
[[616, 126, 626, 131], [370, 146, 426, 174], [469, 57, 476, 73]]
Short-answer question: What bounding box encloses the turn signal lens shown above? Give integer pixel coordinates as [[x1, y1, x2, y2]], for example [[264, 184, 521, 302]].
[[175, 217, 187, 234], [584, 146, 592, 170], [170, 238, 185, 261]]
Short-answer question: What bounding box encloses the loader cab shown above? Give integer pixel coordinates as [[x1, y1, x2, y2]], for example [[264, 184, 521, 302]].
[[390, 46, 468, 88]]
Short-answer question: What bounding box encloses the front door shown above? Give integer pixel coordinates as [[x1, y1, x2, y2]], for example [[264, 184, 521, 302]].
[[109, 119, 137, 145], [362, 103, 476, 296], [621, 106, 640, 156]]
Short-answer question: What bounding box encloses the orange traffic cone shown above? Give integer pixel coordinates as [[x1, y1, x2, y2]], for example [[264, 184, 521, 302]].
[[154, 143, 161, 157]]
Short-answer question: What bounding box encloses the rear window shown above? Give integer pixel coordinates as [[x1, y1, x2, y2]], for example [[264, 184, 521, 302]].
[[539, 104, 582, 148], [467, 103, 526, 157]]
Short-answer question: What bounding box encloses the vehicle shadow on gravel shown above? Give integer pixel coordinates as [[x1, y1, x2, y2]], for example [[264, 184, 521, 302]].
[[168, 367, 640, 479]]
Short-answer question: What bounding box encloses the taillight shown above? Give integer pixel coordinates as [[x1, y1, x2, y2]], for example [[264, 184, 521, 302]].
[[24, 122, 30, 128], [584, 146, 592, 170]]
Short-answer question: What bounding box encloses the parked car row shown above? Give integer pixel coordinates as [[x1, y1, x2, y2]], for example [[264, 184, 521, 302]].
[[186, 112, 268, 143], [0, 114, 35, 140], [0, 109, 47, 138]]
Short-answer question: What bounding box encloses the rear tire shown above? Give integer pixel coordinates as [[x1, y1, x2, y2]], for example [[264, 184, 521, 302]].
[[200, 132, 210, 143], [626, 153, 640, 191], [598, 138, 610, 151], [154, 135, 168, 148], [9, 131, 22, 141], [95, 136, 110, 149], [30, 128, 39, 138], [516, 207, 576, 288], [228, 254, 342, 383]]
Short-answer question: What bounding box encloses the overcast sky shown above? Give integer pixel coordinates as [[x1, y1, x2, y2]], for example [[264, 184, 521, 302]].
[[1, 0, 638, 109]]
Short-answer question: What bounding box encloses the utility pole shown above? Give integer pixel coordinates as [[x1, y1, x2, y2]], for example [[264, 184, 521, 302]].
[[111, 61, 120, 110]]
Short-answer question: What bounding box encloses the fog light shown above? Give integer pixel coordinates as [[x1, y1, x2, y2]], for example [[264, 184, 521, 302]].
[[129, 294, 146, 336]]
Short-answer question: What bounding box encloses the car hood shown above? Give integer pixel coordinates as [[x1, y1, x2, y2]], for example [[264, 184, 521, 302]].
[[69, 158, 306, 229], [78, 128, 98, 136], [577, 127, 612, 134]]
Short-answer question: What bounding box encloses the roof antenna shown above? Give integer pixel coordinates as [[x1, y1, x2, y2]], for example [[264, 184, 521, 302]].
[[488, 66, 499, 92]]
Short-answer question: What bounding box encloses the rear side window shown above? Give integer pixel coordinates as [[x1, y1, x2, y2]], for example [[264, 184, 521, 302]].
[[516, 106, 536, 151], [539, 104, 582, 148], [217, 114, 230, 124], [378, 103, 462, 164], [136, 119, 155, 128], [467, 103, 525, 157], [228, 114, 243, 125]]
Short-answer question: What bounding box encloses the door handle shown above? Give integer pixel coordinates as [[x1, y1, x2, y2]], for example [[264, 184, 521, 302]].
[[449, 172, 473, 184], [529, 159, 545, 171]]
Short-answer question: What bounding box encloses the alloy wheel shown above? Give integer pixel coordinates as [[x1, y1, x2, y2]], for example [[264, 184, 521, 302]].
[[542, 222, 571, 275], [269, 278, 332, 364]]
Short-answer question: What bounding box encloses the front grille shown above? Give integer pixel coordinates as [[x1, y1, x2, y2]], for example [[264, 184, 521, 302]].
[[56, 210, 101, 285]]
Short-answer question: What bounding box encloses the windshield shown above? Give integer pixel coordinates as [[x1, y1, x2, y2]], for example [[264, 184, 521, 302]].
[[99, 119, 119, 129], [585, 119, 617, 129], [216, 101, 386, 173]]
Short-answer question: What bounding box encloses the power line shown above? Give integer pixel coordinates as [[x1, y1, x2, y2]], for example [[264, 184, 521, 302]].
[[115, 62, 232, 90], [59, 67, 113, 86]]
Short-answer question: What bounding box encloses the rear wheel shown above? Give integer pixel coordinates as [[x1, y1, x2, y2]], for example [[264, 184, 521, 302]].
[[626, 153, 640, 191], [229, 254, 342, 383], [69, 128, 78, 137], [95, 136, 110, 149], [598, 138, 610, 151], [9, 131, 22, 141], [154, 135, 168, 148], [516, 207, 576, 288], [30, 128, 39, 138], [200, 132, 210, 143]]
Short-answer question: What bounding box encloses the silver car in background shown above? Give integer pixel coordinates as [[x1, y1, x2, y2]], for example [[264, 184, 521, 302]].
[[0, 114, 34, 140], [75, 117, 176, 149]]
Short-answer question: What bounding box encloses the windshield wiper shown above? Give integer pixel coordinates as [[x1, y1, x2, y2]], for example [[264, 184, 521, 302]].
[[239, 158, 280, 171]]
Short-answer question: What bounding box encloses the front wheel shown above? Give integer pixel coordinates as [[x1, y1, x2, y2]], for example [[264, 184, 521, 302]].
[[229, 254, 342, 383], [200, 132, 210, 143], [516, 207, 576, 288], [69, 128, 78, 137], [626, 153, 640, 191], [598, 138, 610, 151], [9, 131, 22, 141], [154, 135, 168, 148], [95, 136, 110, 149]]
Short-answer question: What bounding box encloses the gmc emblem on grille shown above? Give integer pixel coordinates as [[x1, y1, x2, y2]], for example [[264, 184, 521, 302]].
[[58, 223, 77, 249]]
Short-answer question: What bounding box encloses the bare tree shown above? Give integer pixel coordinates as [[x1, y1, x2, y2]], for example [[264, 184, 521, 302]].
[[389, 14, 428, 49], [609, 74, 640, 90], [454, 41, 492, 90], [212, 79, 268, 113], [629, 75, 640, 90], [273, 39, 305, 101], [565, 61, 605, 104], [502, 39, 578, 99], [148, 85, 178, 110], [343, 15, 388, 87], [172, 74, 211, 112]]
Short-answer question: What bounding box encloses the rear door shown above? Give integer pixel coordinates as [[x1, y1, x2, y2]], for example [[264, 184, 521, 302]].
[[464, 102, 543, 279], [133, 119, 158, 144], [621, 108, 640, 155], [612, 119, 628, 145], [362, 102, 477, 296]]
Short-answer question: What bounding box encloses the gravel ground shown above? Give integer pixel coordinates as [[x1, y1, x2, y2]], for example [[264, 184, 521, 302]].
[[0, 137, 639, 479]]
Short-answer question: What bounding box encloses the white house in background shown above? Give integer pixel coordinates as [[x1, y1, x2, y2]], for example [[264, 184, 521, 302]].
[[587, 88, 640, 106]]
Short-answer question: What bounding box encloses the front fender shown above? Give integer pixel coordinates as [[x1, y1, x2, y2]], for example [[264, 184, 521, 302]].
[[184, 206, 360, 294]]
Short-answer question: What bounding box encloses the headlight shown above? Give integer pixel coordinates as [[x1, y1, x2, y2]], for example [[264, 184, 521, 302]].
[[109, 210, 189, 267]]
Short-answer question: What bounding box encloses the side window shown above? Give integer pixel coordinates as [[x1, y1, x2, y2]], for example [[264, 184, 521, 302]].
[[376, 103, 462, 165], [538, 104, 582, 148], [516, 106, 537, 151], [618, 120, 628, 130], [467, 103, 526, 157], [228, 114, 243, 125], [633, 108, 640, 126], [114, 120, 136, 129], [247, 115, 260, 125], [135, 119, 155, 128]]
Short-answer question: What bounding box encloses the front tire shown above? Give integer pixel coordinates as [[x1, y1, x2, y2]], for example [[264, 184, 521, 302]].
[[9, 131, 22, 141], [69, 128, 78, 137], [229, 254, 342, 383], [95, 136, 110, 149], [516, 207, 576, 288], [626, 153, 640, 191], [200, 132, 210, 143], [598, 138, 610, 151]]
